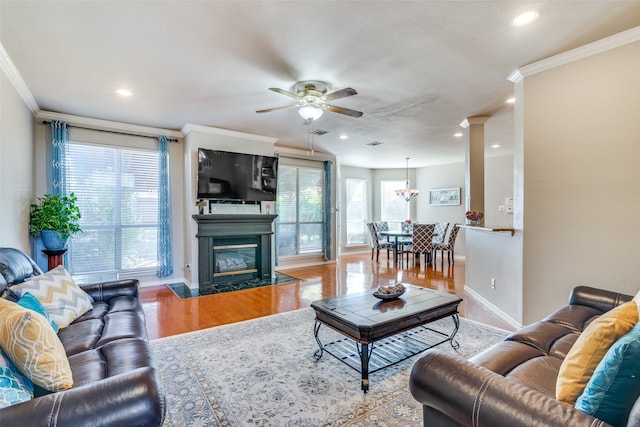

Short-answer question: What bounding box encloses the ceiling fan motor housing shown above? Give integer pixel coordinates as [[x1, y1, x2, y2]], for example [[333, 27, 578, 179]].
[[294, 80, 328, 97]]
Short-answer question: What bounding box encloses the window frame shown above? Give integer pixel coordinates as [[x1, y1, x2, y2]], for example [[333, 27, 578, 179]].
[[345, 177, 367, 246], [380, 179, 409, 230], [64, 139, 161, 282], [276, 162, 325, 257]]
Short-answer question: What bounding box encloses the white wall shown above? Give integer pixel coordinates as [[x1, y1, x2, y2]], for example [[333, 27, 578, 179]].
[[484, 154, 514, 227], [416, 161, 466, 257], [519, 39, 640, 324], [0, 68, 33, 250]]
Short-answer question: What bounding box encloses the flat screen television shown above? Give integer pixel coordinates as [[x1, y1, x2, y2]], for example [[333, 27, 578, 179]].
[[197, 148, 278, 202]]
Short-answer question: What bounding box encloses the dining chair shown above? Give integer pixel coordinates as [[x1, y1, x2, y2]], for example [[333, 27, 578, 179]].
[[411, 223, 436, 266], [366, 222, 394, 262], [374, 221, 389, 234], [432, 222, 449, 245], [433, 223, 461, 264]]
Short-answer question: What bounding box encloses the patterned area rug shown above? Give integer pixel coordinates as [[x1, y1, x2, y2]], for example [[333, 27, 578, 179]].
[[150, 308, 508, 426]]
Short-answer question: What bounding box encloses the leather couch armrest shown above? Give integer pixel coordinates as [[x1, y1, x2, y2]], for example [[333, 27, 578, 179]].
[[0, 367, 164, 427], [80, 279, 139, 302], [409, 350, 611, 427], [569, 285, 633, 313]]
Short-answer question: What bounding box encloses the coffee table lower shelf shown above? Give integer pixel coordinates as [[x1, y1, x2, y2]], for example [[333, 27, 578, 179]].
[[313, 316, 459, 392]]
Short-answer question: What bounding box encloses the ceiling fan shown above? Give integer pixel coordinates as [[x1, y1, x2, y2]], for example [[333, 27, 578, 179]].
[[256, 80, 363, 121]]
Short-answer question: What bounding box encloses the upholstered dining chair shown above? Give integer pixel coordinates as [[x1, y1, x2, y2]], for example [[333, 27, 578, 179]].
[[433, 223, 461, 264], [374, 221, 389, 234], [432, 222, 449, 245], [366, 222, 394, 262], [411, 223, 436, 266]]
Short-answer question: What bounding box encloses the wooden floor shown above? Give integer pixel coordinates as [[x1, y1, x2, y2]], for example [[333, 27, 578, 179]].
[[140, 252, 515, 340]]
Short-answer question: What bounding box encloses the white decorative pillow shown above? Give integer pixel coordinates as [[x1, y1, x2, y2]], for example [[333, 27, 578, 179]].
[[12, 265, 93, 328]]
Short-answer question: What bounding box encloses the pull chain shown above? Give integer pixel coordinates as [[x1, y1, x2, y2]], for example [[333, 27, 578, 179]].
[[307, 120, 314, 156]]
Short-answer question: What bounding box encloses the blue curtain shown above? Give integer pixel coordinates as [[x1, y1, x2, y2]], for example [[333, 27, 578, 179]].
[[51, 121, 69, 195], [323, 160, 334, 261], [157, 136, 173, 277]]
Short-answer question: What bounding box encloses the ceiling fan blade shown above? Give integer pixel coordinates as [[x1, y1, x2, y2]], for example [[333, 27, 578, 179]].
[[256, 104, 298, 113], [324, 87, 357, 101], [269, 87, 302, 100], [324, 104, 364, 118]]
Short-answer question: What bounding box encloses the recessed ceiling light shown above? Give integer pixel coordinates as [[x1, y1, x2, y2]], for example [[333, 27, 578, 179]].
[[339, 134, 348, 140], [454, 132, 463, 137], [491, 144, 501, 149], [115, 89, 133, 97], [512, 11, 538, 26], [505, 97, 516, 104]]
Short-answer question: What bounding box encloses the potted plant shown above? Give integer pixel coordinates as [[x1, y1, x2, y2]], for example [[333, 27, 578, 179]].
[[29, 193, 82, 250]]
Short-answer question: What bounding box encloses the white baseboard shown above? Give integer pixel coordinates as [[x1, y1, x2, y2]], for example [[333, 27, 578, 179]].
[[464, 285, 522, 330]]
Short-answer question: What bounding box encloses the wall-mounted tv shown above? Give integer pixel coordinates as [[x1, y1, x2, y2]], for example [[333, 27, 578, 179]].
[[197, 148, 278, 202]]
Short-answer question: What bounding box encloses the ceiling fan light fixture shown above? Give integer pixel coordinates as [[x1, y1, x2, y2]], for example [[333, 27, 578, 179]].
[[298, 105, 323, 121]]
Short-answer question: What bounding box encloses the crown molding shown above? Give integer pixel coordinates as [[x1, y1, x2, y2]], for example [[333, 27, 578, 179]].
[[507, 69, 523, 83], [0, 41, 39, 113], [36, 110, 183, 139], [181, 123, 278, 144], [515, 26, 640, 78]]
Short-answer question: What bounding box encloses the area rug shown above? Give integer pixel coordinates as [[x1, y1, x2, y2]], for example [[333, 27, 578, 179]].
[[150, 308, 508, 426]]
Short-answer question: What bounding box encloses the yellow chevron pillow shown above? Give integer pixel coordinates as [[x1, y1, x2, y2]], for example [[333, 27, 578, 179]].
[[0, 298, 73, 391], [556, 299, 638, 405], [12, 265, 93, 328]]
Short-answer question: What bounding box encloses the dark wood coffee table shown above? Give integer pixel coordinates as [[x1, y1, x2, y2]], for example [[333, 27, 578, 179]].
[[311, 284, 462, 392]]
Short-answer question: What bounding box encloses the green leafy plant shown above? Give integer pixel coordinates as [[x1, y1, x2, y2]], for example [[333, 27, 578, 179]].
[[29, 193, 82, 238]]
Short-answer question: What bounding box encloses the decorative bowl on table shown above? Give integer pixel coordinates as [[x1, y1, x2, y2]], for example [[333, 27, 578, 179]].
[[373, 283, 406, 300]]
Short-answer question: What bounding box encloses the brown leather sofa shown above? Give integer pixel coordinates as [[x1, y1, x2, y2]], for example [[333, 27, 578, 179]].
[[0, 247, 165, 426], [410, 286, 637, 427]]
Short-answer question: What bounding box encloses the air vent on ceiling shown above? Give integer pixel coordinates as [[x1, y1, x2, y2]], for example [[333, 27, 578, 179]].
[[310, 129, 329, 136], [365, 141, 384, 147]]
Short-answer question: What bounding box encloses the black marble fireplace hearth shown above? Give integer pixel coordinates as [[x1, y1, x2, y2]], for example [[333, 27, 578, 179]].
[[193, 214, 277, 291]]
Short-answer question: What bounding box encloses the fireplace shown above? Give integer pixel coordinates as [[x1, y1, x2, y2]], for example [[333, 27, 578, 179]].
[[213, 241, 258, 283], [193, 214, 277, 290]]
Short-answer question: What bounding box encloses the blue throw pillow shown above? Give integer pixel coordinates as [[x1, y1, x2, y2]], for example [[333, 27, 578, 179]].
[[0, 348, 33, 408], [17, 292, 59, 333], [575, 321, 640, 426]]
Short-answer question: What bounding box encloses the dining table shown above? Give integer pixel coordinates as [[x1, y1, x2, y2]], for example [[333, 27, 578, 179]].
[[379, 230, 412, 265]]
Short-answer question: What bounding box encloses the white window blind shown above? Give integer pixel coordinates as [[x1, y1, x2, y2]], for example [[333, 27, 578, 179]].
[[66, 141, 160, 283], [276, 164, 324, 256], [345, 178, 367, 245]]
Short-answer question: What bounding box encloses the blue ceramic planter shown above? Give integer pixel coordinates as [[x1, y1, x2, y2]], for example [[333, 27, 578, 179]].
[[40, 230, 70, 250]]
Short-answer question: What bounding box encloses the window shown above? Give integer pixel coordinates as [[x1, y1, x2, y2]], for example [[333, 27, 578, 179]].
[[345, 178, 367, 245], [381, 180, 408, 230], [65, 141, 160, 282], [276, 164, 324, 256]]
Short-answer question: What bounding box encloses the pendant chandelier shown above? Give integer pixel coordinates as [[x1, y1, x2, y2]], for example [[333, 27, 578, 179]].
[[396, 157, 419, 201]]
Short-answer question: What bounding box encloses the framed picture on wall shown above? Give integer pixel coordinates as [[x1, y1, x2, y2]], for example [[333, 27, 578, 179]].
[[429, 188, 460, 205]]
